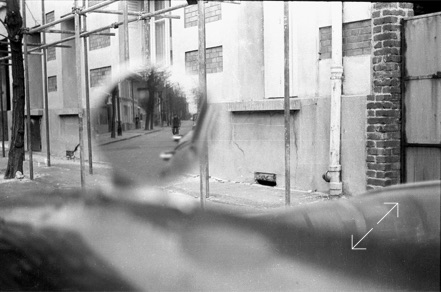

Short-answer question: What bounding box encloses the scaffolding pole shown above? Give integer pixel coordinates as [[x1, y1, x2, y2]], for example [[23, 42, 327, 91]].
[[0, 41, 71, 48], [198, 0, 209, 207], [284, 2, 290, 206], [90, 9, 180, 19], [122, 1, 135, 127], [142, 0, 150, 65], [41, 0, 51, 167], [80, 2, 189, 38], [44, 29, 115, 36], [0, 71, 4, 158], [27, 36, 75, 53], [28, 0, 119, 34], [22, 0, 33, 180], [74, 2, 85, 189], [83, 0, 93, 174], [0, 48, 55, 61], [2, 0, 188, 187]]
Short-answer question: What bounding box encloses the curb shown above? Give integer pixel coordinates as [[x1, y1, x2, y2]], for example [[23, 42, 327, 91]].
[[96, 129, 161, 146]]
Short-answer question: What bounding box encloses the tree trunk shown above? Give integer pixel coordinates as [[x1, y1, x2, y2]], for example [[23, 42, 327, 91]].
[[144, 89, 155, 130], [111, 88, 116, 138], [4, 0, 25, 179]]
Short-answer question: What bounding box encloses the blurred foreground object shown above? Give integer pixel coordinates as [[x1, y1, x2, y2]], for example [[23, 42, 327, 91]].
[[0, 180, 439, 291]]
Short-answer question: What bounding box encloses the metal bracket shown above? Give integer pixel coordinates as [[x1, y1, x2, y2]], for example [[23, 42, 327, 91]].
[[20, 28, 30, 35], [405, 71, 441, 81], [72, 7, 84, 14]]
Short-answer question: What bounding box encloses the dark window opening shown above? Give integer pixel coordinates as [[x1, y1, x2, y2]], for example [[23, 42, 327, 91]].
[[412, 2, 441, 16]]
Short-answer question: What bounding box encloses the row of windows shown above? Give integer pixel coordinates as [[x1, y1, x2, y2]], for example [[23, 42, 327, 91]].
[[47, 66, 111, 92], [48, 44, 224, 93]]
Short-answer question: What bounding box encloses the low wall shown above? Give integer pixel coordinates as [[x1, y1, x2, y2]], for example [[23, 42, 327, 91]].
[[207, 95, 367, 195]]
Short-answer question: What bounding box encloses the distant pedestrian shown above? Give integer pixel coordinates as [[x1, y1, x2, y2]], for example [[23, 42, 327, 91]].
[[172, 115, 181, 135]]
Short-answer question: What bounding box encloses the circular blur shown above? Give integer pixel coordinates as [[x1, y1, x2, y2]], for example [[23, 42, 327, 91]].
[[91, 62, 200, 187]]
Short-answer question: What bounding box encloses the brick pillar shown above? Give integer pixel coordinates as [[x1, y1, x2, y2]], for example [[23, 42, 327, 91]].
[[367, 2, 414, 190]]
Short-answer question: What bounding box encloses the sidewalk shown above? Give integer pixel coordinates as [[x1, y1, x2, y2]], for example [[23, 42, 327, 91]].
[[1, 132, 330, 213], [95, 127, 161, 146], [0, 152, 114, 205], [163, 175, 330, 214]]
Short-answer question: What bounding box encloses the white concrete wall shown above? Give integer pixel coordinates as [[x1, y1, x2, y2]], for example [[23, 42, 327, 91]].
[[172, 1, 264, 104], [171, 1, 371, 195]]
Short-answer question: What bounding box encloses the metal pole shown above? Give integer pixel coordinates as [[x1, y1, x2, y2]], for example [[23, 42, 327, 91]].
[[22, 0, 34, 180], [198, 0, 209, 206], [74, 3, 85, 189], [28, 0, 118, 34], [0, 71, 4, 158], [44, 29, 115, 36], [91, 9, 180, 19], [284, 2, 290, 206], [123, 1, 134, 127], [27, 36, 76, 53], [117, 86, 122, 136], [41, 0, 51, 166], [142, 0, 150, 66], [328, 2, 343, 196], [80, 3, 189, 38], [83, 0, 93, 174], [111, 89, 116, 138]]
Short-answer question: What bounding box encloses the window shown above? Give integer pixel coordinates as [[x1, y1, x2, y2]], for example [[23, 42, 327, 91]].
[[90, 66, 112, 87], [128, 0, 141, 12], [47, 47, 56, 61], [319, 20, 372, 59], [48, 76, 57, 92], [185, 46, 223, 74], [46, 11, 54, 23], [153, 0, 168, 66], [184, 2, 221, 28], [89, 28, 111, 51], [155, 21, 166, 65], [88, 0, 105, 7]]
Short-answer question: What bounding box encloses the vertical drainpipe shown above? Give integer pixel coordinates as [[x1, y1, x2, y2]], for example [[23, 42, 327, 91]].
[[327, 1, 343, 196]]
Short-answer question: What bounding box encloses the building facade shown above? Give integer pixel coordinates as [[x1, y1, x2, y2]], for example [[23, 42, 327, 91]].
[[1, 1, 439, 195], [1, 0, 171, 158], [172, 1, 374, 195], [171, 1, 438, 196]]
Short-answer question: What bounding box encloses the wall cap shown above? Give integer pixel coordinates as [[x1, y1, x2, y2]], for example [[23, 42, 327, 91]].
[[227, 99, 301, 112], [57, 108, 80, 116]]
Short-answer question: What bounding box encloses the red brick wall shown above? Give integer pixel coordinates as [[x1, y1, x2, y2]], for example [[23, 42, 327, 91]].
[[366, 2, 414, 189]]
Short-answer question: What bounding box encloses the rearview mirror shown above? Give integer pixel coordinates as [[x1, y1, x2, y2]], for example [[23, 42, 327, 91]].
[[91, 64, 203, 187]]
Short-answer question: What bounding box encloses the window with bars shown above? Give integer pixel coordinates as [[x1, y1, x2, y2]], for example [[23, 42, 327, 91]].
[[155, 21, 166, 65], [48, 76, 57, 92], [185, 46, 223, 74], [47, 47, 56, 61], [46, 11, 55, 23], [90, 66, 112, 87], [89, 28, 111, 51], [184, 2, 221, 28]]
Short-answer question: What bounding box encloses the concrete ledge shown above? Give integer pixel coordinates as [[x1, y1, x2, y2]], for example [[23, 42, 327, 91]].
[[56, 108, 80, 116], [30, 109, 44, 116], [227, 99, 301, 112]]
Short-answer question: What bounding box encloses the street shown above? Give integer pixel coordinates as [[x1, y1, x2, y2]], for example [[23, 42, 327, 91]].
[[98, 120, 193, 186]]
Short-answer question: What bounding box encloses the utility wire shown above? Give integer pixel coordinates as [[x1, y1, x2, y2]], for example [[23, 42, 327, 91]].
[[26, 2, 40, 27]]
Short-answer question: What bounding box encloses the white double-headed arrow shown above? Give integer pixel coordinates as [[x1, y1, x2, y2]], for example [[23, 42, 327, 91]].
[[351, 202, 399, 250]]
